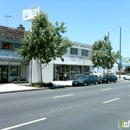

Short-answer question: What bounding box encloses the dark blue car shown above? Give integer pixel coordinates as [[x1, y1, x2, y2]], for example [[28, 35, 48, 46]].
[[101, 74, 118, 83], [72, 75, 98, 86]]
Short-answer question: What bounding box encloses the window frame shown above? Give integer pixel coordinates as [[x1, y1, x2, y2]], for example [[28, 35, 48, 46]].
[[82, 49, 88, 56], [70, 48, 78, 55], [1, 41, 13, 50], [10, 66, 21, 76]]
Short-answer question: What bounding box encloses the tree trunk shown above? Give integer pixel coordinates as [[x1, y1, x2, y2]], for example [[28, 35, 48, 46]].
[[107, 69, 109, 74], [40, 60, 42, 83]]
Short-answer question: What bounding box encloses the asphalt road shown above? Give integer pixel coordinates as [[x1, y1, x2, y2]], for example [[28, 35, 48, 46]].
[[0, 81, 130, 130]]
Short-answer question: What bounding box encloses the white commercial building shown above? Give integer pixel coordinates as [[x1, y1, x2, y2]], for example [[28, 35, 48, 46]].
[[31, 42, 93, 83]]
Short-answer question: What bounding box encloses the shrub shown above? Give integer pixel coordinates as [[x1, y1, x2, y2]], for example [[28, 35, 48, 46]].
[[12, 81, 28, 84], [31, 82, 53, 87]]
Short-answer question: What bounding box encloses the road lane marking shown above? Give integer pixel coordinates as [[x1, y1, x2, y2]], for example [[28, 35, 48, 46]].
[[1, 118, 46, 130], [102, 88, 113, 91], [103, 98, 120, 104], [53, 94, 74, 98]]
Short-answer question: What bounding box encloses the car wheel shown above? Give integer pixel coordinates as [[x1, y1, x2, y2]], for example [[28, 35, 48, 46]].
[[95, 81, 98, 85], [84, 82, 88, 86], [107, 80, 110, 84], [114, 80, 117, 83], [123, 77, 126, 80]]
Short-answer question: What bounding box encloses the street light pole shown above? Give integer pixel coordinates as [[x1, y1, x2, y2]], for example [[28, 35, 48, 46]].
[[119, 27, 121, 80], [108, 28, 114, 41], [107, 28, 114, 73], [119, 21, 130, 80]]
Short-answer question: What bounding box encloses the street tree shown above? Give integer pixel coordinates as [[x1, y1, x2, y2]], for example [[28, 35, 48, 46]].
[[91, 35, 120, 72], [16, 11, 73, 83]]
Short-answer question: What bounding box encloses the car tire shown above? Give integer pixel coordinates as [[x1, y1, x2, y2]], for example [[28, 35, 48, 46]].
[[84, 82, 88, 86], [123, 77, 126, 80], [107, 80, 110, 84], [95, 81, 98, 85], [114, 80, 117, 83]]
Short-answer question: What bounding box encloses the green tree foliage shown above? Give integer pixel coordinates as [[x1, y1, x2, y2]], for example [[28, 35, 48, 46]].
[[16, 11, 73, 82], [91, 36, 120, 70]]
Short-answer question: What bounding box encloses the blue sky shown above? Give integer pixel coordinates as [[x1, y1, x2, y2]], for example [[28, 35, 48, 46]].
[[0, 0, 130, 57]]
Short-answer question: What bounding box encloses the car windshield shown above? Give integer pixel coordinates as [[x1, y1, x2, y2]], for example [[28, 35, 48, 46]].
[[78, 75, 89, 79]]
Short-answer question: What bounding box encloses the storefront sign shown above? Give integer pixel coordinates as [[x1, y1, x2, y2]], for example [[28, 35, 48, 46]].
[[70, 56, 84, 62], [121, 58, 130, 66], [0, 53, 19, 58], [73, 42, 91, 49]]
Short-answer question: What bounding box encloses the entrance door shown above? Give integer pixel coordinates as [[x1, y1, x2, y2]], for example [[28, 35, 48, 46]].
[[0, 66, 8, 83]]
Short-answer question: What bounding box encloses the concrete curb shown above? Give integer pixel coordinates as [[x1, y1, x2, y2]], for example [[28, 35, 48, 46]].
[[0, 88, 44, 94]]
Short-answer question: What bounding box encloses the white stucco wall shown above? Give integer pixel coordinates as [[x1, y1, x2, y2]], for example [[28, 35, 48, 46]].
[[32, 60, 53, 83]]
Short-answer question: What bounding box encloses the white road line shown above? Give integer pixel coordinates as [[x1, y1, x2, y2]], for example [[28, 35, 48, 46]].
[[53, 94, 74, 98], [102, 88, 113, 91], [1, 118, 46, 130], [103, 98, 120, 104]]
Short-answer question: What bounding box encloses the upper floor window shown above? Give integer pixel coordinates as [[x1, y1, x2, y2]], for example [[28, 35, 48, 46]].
[[1, 41, 12, 50], [70, 48, 78, 55], [82, 49, 88, 56], [14, 43, 22, 49]]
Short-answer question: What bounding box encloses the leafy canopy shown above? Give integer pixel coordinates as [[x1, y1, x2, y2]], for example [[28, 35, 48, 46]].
[[91, 36, 120, 69], [16, 11, 73, 64]]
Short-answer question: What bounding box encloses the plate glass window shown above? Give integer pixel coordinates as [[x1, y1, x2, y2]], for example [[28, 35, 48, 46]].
[[82, 49, 88, 56], [70, 48, 78, 55], [10, 66, 20, 76]]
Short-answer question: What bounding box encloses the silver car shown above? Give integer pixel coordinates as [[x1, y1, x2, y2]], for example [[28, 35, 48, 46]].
[[123, 73, 130, 80]]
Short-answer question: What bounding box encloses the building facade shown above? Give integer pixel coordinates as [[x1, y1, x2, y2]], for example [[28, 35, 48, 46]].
[[0, 24, 93, 83], [0, 24, 28, 83], [31, 42, 93, 83]]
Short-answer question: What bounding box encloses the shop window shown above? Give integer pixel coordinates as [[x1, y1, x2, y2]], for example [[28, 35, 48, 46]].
[[82, 49, 88, 56], [10, 66, 20, 76], [14, 43, 22, 49], [70, 48, 78, 55], [1, 41, 12, 50]]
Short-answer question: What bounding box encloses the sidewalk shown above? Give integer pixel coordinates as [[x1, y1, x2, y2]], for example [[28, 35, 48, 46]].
[[0, 83, 42, 94], [0, 77, 124, 94]]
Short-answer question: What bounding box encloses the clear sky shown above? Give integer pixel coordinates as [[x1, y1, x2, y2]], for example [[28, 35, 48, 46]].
[[0, 0, 130, 57]]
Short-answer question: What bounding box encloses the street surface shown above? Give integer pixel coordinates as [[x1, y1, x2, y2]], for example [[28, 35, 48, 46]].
[[0, 81, 130, 130]]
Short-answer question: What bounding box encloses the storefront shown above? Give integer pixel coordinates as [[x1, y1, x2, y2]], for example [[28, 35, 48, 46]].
[[31, 42, 93, 83], [53, 64, 90, 80], [0, 24, 28, 83]]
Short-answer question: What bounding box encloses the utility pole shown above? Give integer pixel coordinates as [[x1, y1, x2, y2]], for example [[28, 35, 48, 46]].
[[5, 15, 11, 26]]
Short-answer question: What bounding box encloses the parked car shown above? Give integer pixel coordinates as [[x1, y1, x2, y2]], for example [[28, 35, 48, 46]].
[[90, 71, 103, 77], [123, 73, 130, 80], [72, 75, 98, 86], [108, 70, 116, 75], [97, 76, 103, 84], [101, 74, 118, 83]]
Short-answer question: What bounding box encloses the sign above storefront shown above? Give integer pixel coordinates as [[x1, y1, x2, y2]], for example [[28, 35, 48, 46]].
[[73, 42, 91, 50], [23, 6, 40, 21], [121, 58, 130, 66], [0, 53, 19, 58]]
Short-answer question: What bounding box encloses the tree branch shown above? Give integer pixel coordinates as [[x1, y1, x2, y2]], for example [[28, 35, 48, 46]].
[[36, 60, 40, 65], [42, 63, 48, 69]]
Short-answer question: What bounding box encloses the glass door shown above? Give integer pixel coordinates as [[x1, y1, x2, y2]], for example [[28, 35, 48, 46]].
[[0, 66, 8, 83]]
